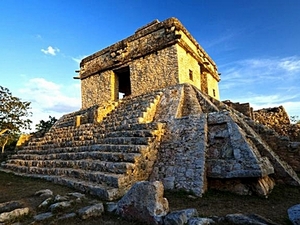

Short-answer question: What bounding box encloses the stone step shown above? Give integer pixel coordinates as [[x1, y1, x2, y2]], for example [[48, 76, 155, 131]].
[[0, 169, 125, 201], [7, 159, 135, 174], [26, 140, 96, 150], [10, 151, 141, 163], [19, 144, 149, 155], [105, 130, 156, 138], [102, 137, 153, 145], [3, 164, 130, 188], [29, 122, 163, 146], [27, 130, 156, 149], [101, 122, 162, 133]]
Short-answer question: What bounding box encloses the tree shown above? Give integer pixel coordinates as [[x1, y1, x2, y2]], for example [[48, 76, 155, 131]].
[[0, 86, 32, 153], [290, 115, 300, 124], [35, 116, 57, 136]]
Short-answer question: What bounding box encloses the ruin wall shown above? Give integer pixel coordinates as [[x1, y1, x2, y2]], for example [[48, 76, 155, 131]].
[[79, 18, 220, 109], [81, 71, 112, 109], [223, 100, 254, 119], [130, 45, 179, 97]]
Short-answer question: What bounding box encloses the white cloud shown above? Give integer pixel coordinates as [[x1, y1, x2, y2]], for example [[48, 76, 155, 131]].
[[278, 56, 300, 72], [41, 46, 60, 56], [19, 78, 81, 130], [219, 55, 300, 118], [72, 55, 88, 64]]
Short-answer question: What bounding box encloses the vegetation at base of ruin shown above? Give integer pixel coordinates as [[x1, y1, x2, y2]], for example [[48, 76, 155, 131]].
[[35, 115, 57, 136], [0, 171, 299, 225], [290, 115, 300, 124], [0, 85, 32, 153]]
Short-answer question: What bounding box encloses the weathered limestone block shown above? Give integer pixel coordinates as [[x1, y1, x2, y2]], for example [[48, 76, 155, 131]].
[[38, 197, 52, 208], [188, 217, 215, 225], [54, 194, 69, 202], [77, 203, 104, 220], [164, 208, 198, 225], [288, 204, 300, 225], [49, 201, 72, 212], [57, 212, 77, 221], [0, 207, 30, 223], [252, 176, 275, 197], [35, 189, 53, 197], [34, 212, 54, 221], [151, 113, 208, 196], [207, 111, 274, 179], [117, 181, 169, 225], [0, 201, 22, 214]]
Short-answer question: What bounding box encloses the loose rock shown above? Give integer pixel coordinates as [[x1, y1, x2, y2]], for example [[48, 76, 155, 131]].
[[0, 207, 30, 223], [117, 181, 169, 225], [188, 217, 215, 225], [0, 201, 22, 214], [164, 208, 198, 225], [35, 189, 53, 197], [288, 204, 300, 225], [34, 212, 54, 221], [49, 201, 72, 212], [38, 197, 53, 208], [78, 203, 104, 220]]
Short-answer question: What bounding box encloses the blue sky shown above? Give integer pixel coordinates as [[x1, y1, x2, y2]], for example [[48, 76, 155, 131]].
[[1, 0, 300, 129]]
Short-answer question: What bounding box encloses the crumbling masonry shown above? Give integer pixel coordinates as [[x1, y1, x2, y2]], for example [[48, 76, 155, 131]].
[[1, 18, 300, 200]]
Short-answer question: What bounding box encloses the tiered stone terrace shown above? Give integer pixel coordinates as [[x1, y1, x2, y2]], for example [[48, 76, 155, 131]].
[[3, 91, 165, 201], [2, 84, 300, 200]]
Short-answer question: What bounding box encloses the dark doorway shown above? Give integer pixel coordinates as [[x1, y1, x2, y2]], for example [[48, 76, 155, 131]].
[[114, 66, 131, 99]]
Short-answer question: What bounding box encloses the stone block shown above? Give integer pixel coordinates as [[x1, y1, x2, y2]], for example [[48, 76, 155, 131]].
[[117, 181, 169, 225]]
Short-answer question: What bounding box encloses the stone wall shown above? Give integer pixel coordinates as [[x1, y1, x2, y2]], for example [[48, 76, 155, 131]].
[[151, 115, 208, 196], [79, 18, 220, 109], [254, 105, 290, 126], [177, 45, 201, 89], [253, 106, 300, 142], [223, 100, 254, 119], [244, 118, 300, 172], [130, 46, 179, 97], [81, 71, 112, 109]]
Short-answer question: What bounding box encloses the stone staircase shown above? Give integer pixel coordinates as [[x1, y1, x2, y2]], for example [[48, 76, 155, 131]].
[[2, 91, 165, 201]]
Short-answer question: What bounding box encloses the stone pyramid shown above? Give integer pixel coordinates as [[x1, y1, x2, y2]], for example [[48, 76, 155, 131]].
[[1, 84, 299, 200]]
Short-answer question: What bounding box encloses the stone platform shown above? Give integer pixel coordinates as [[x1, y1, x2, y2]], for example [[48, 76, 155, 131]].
[[1, 84, 299, 200]]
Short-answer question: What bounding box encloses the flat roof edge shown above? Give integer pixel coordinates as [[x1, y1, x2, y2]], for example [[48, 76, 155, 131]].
[[80, 17, 216, 68]]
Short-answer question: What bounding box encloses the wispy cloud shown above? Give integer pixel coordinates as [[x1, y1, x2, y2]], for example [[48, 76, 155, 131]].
[[19, 78, 81, 128], [204, 32, 236, 49], [278, 56, 300, 72], [219, 56, 300, 117], [41, 46, 60, 56], [72, 55, 88, 64], [220, 56, 300, 89]]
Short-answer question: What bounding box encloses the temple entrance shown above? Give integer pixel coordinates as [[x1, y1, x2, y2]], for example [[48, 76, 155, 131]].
[[114, 66, 131, 100]]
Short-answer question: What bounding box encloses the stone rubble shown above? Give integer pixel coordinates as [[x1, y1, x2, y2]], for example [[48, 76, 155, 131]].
[[0, 185, 296, 224], [288, 204, 300, 225], [164, 208, 198, 225], [34, 189, 53, 197], [77, 203, 104, 220]]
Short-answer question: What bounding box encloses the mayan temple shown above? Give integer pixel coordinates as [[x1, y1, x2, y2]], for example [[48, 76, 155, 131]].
[[2, 17, 300, 201]]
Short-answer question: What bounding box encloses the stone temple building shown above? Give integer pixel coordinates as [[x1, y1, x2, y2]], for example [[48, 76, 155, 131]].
[[2, 18, 300, 201], [78, 17, 220, 109]]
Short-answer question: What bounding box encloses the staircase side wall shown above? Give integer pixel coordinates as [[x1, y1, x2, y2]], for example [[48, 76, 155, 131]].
[[150, 114, 208, 196]]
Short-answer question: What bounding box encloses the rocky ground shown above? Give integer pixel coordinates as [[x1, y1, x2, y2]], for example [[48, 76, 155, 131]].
[[0, 171, 299, 224]]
